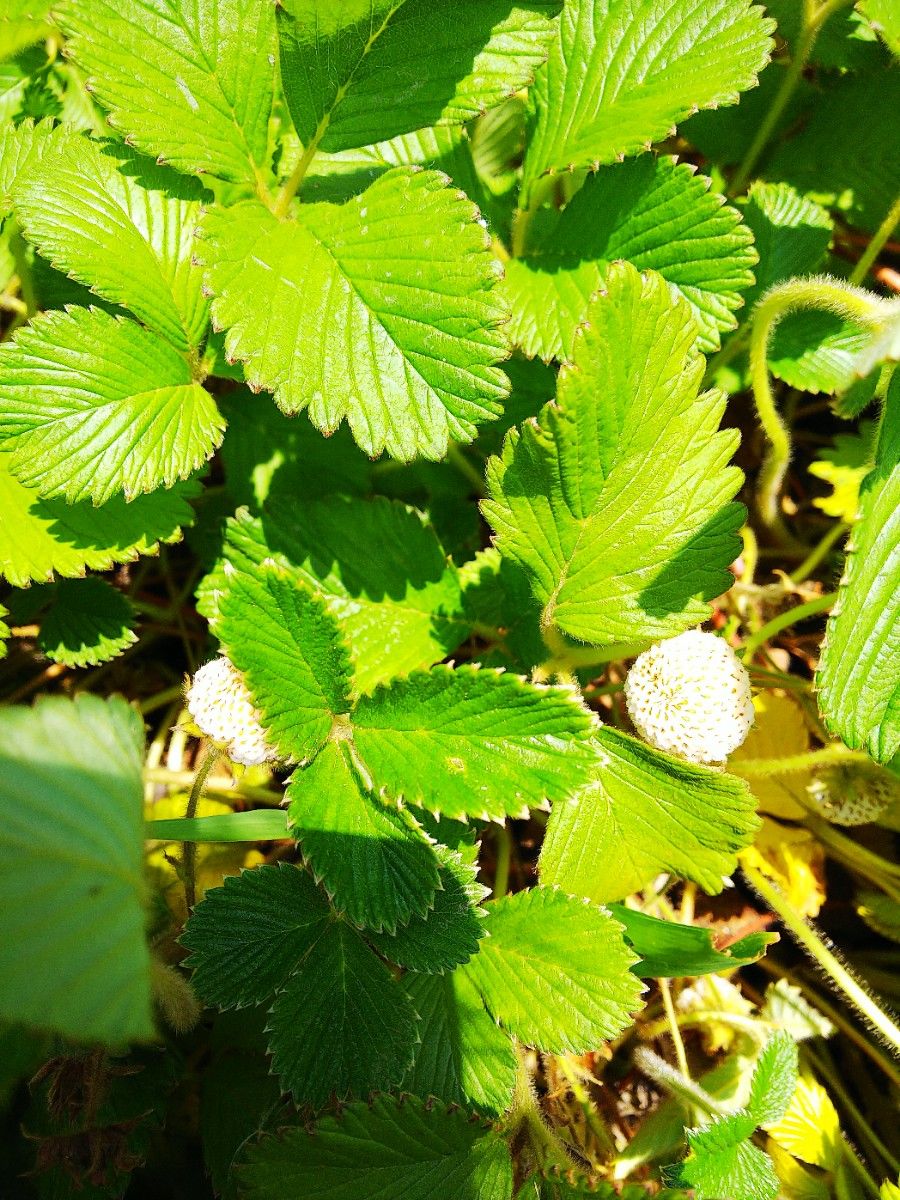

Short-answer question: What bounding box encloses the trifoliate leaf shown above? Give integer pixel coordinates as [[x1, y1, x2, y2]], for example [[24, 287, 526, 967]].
[[766, 1076, 841, 1170], [11, 137, 209, 350], [760, 979, 835, 1042], [765, 70, 900, 234], [607, 904, 776, 978], [818, 374, 900, 764], [266, 918, 418, 1105], [520, 0, 774, 200], [746, 1031, 798, 1126], [60, 0, 276, 185], [739, 183, 832, 311], [461, 887, 643, 1053], [180, 863, 332, 1010], [505, 156, 756, 360], [539, 727, 759, 901], [351, 664, 598, 822], [667, 1114, 779, 1200], [278, 0, 561, 153], [199, 497, 469, 694], [0, 694, 153, 1044], [808, 421, 877, 522], [369, 847, 488, 972], [214, 565, 352, 764], [196, 169, 510, 461], [240, 1096, 514, 1200], [0, 308, 224, 504], [402, 969, 517, 1117], [37, 577, 137, 667], [286, 739, 442, 934], [485, 263, 743, 646], [0, 452, 197, 587]]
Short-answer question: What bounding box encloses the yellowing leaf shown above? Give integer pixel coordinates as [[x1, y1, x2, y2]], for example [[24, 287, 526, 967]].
[[808, 421, 877, 522], [742, 821, 826, 917], [767, 1076, 841, 1170], [677, 974, 754, 1053], [730, 694, 811, 820]]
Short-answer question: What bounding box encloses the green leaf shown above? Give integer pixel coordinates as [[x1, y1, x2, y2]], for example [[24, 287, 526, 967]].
[[369, 847, 488, 972], [278, 0, 561, 153], [765, 70, 900, 234], [746, 1031, 798, 1127], [352, 664, 598, 822], [180, 863, 332, 1010], [0, 451, 197, 587], [241, 1095, 514, 1200], [768, 308, 871, 395], [12, 136, 209, 350], [287, 740, 442, 933], [0, 307, 224, 504], [0, 694, 153, 1044], [459, 548, 546, 673], [739, 183, 832, 311], [196, 168, 510, 461], [200, 497, 469, 694], [38, 576, 137, 667], [668, 1115, 779, 1200], [461, 887, 643, 1053], [267, 918, 418, 1105], [505, 156, 756, 360], [214, 565, 352, 764], [402, 969, 517, 1117], [520, 0, 774, 200], [859, 0, 900, 55], [146, 808, 290, 843], [540, 727, 759, 901], [484, 262, 744, 647], [60, 0, 276, 185], [0, 117, 60, 215], [818, 375, 900, 764], [201, 1048, 283, 1200], [607, 904, 777, 978]]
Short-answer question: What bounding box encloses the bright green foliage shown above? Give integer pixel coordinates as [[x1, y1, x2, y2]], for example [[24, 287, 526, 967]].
[[740, 183, 832, 310], [859, 0, 900, 54], [241, 1096, 514, 1200], [61, 0, 276, 185], [181, 864, 332, 1010], [267, 917, 418, 1104], [520, 0, 774, 199], [200, 497, 469, 693], [540, 727, 759, 900], [505, 156, 756, 359], [287, 740, 442, 933], [818, 375, 900, 765], [485, 263, 744, 647], [0, 453, 197, 587], [608, 905, 777, 978], [196, 170, 510, 460], [352, 664, 598, 821], [0, 117, 59, 214], [768, 308, 871, 395], [214, 565, 352, 764], [461, 887, 643, 1053], [37, 576, 137, 667], [0, 307, 223, 503], [278, 0, 561, 153], [0, 694, 153, 1044], [369, 847, 488, 971], [402, 970, 518, 1116], [664, 1033, 797, 1200], [11, 136, 210, 349]]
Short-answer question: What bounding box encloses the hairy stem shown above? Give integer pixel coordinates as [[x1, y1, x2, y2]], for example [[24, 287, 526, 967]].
[[740, 590, 837, 660], [182, 745, 219, 913], [850, 191, 900, 286], [733, 742, 869, 776]]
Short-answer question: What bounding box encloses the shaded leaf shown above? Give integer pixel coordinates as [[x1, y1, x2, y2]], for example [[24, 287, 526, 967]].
[[38, 576, 136, 667]]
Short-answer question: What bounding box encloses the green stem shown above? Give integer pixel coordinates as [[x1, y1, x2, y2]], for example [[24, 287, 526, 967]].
[[493, 823, 513, 898], [850, 191, 900, 286], [734, 743, 869, 776], [505, 1046, 574, 1173], [273, 132, 323, 217], [539, 619, 644, 676], [729, 0, 856, 195], [632, 1047, 726, 1120], [741, 858, 900, 1058], [182, 745, 219, 913], [740, 590, 837, 660], [139, 683, 185, 716], [790, 521, 849, 585], [749, 279, 884, 546], [446, 443, 485, 495]]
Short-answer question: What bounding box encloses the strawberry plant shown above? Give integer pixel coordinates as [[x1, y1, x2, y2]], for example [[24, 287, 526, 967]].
[[1, 0, 899, 1197]]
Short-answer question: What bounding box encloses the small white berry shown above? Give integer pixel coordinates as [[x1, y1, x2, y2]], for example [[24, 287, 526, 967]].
[[624, 629, 754, 765], [186, 656, 276, 767], [807, 763, 900, 826]]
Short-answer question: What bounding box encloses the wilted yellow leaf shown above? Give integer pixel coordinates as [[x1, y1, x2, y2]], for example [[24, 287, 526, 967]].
[[768, 1075, 842, 1170], [730, 694, 811, 821], [742, 820, 826, 917]]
